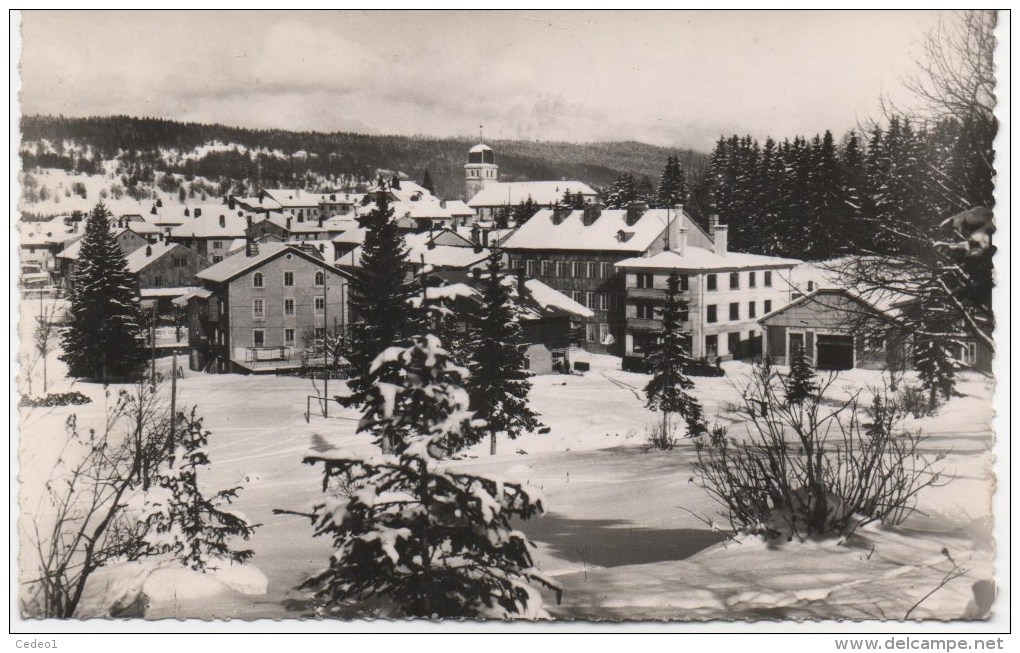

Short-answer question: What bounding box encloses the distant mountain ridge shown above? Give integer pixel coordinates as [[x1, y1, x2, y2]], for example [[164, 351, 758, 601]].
[[20, 115, 709, 201]]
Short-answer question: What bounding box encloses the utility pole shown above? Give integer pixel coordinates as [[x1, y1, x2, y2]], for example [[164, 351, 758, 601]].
[[150, 303, 157, 388], [169, 347, 177, 468], [323, 271, 328, 418]]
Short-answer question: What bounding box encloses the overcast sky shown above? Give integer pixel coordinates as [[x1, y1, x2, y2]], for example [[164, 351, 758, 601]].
[[18, 10, 943, 150]]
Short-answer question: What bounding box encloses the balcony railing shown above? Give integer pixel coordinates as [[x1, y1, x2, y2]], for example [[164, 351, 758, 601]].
[[626, 287, 691, 301]]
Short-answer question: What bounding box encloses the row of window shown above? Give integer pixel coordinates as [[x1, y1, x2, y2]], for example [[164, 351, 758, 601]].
[[584, 322, 612, 344], [634, 302, 688, 321], [568, 291, 612, 311], [706, 300, 773, 324], [510, 259, 614, 280], [634, 273, 691, 291], [706, 270, 773, 291], [252, 297, 326, 319], [252, 270, 326, 288]]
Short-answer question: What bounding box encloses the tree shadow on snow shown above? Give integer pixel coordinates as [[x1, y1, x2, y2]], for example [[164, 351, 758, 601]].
[[519, 514, 727, 569]]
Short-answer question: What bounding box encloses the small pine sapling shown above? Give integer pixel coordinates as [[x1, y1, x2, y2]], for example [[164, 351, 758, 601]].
[[281, 334, 561, 619]]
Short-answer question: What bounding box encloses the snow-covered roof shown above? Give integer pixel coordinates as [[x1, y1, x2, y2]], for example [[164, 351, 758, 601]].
[[172, 287, 213, 306], [125, 241, 181, 273], [502, 208, 697, 253], [355, 198, 453, 222], [431, 270, 594, 320], [251, 214, 329, 234], [167, 207, 250, 239], [196, 243, 350, 284], [233, 195, 283, 211], [758, 288, 911, 327], [615, 246, 801, 271], [469, 143, 492, 154], [467, 181, 598, 208], [19, 220, 81, 246], [332, 227, 368, 246], [443, 200, 475, 216], [343, 235, 491, 271], [140, 286, 202, 298], [262, 188, 326, 208]]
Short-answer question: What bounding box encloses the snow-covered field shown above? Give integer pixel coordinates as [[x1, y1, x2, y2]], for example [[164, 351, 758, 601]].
[[15, 298, 997, 621]]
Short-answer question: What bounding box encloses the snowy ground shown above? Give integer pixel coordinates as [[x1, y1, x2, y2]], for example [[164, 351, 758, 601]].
[[15, 299, 997, 621]]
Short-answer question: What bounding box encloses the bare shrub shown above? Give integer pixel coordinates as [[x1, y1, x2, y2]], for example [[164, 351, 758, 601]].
[[644, 421, 679, 451], [693, 363, 948, 541]]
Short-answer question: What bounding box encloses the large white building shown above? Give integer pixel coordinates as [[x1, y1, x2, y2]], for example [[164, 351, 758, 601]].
[[463, 142, 599, 221], [615, 223, 801, 366]]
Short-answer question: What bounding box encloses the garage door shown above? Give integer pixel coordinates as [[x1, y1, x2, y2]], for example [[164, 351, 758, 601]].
[[816, 334, 854, 370]]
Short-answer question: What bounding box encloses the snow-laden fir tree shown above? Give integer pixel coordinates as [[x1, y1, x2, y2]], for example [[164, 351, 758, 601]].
[[286, 334, 561, 619], [338, 178, 422, 450], [466, 248, 543, 455], [60, 202, 147, 382], [511, 196, 539, 225], [604, 173, 638, 209], [783, 348, 818, 405], [655, 155, 687, 209], [140, 408, 257, 570], [643, 272, 707, 437]]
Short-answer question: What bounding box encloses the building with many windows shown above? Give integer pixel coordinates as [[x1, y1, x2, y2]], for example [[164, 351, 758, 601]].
[[184, 242, 352, 373], [615, 226, 800, 366], [502, 202, 710, 354]]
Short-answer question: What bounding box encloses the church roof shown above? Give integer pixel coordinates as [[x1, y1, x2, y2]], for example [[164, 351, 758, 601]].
[[469, 143, 492, 153]]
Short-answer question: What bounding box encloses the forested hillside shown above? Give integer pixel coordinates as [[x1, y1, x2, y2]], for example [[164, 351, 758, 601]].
[[19, 115, 708, 201]]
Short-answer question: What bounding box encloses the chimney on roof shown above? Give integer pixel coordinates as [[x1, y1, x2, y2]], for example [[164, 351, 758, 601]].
[[228, 196, 236, 210], [330, 194, 336, 201], [318, 215, 324, 228], [156, 198, 163, 208], [677, 227, 688, 256], [472, 267, 482, 280], [713, 224, 728, 256], [184, 208, 190, 217], [516, 266, 528, 299], [668, 204, 683, 251], [218, 214, 225, 228], [552, 206, 570, 225], [145, 244, 152, 257], [625, 201, 648, 226], [481, 229, 490, 248], [582, 203, 602, 226], [470, 224, 480, 245], [245, 215, 252, 228], [151, 205, 158, 215], [286, 217, 292, 231], [195, 207, 202, 218]]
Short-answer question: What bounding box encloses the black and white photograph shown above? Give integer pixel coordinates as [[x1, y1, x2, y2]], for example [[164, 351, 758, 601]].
[[10, 8, 1007, 636]]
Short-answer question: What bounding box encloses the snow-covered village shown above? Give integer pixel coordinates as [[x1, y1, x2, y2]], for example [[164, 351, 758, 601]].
[[12, 9, 1004, 635]]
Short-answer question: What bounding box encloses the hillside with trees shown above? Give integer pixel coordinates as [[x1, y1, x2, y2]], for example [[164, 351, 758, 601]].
[[19, 115, 709, 203]]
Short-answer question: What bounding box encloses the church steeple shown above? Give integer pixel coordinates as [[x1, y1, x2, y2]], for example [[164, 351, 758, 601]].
[[465, 139, 498, 200]]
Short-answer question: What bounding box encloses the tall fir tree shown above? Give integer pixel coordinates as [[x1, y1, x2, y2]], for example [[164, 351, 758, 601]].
[[338, 178, 421, 450], [59, 202, 147, 382], [466, 249, 543, 455], [655, 155, 687, 209], [421, 167, 435, 195], [643, 272, 707, 437]]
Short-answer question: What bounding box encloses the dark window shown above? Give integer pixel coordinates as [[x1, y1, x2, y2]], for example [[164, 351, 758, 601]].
[[728, 332, 741, 357], [705, 334, 718, 358], [283, 271, 294, 286], [729, 302, 739, 320], [748, 301, 756, 318], [807, 280, 815, 292], [764, 271, 773, 287], [636, 303, 655, 319], [253, 329, 265, 347], [749, 271, 757, 288], [314, 271, 325, 286], [764, 300, 772, 313], [707, 274, 717, 291], [679, 274, 689, 291], [707, 305, 717, 323], [636, 273, 654, 289], [729, 272, 739, 289], [253, 272, 264, 288]]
